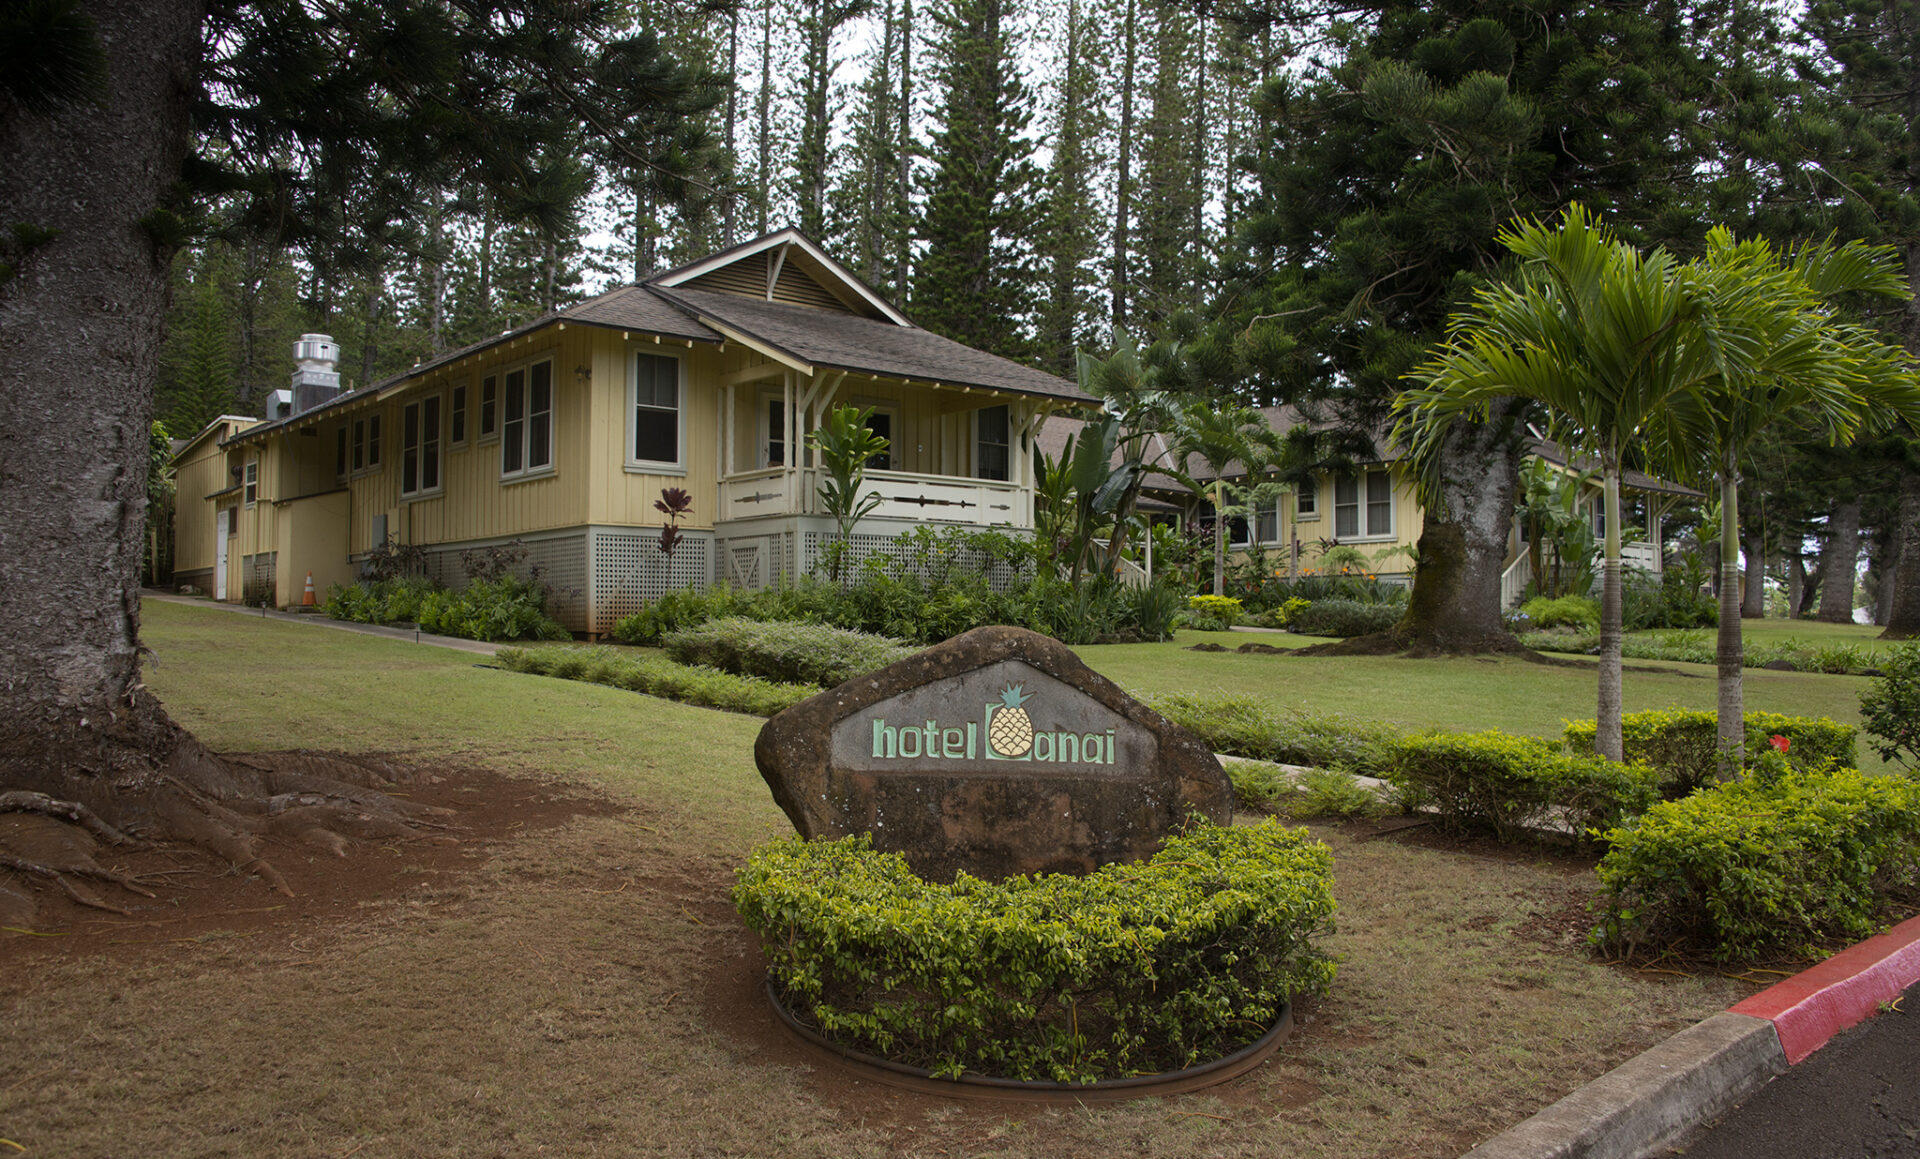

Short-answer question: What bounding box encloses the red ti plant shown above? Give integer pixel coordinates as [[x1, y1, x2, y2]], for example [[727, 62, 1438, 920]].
[[656, 487, 692, 560]]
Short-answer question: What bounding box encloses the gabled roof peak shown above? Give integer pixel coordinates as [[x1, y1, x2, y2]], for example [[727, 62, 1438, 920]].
[[649, 228, 912, 327]]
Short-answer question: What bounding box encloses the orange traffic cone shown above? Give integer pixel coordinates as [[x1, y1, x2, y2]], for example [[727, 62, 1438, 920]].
[[302, 572, 316, 606]]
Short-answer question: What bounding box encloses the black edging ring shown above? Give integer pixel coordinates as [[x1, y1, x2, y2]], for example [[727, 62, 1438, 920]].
[[765, 980, 1294, 1103]]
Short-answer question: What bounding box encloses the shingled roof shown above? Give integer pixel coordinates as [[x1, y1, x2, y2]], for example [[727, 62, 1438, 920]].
[[652, 284, 1089, 403], [222, 229, 1092, 451]]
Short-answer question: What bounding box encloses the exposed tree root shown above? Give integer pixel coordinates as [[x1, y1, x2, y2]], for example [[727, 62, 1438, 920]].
[[1292, 627, 1537, 659], [0, 791, 140, 847], [0, 702, 459, 923]]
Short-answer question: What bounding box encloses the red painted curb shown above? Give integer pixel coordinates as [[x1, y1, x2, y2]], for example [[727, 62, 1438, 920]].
[[1728, 913, 1920, 1064]]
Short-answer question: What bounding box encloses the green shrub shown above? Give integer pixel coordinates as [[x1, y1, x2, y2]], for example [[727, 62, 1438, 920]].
[[1250, 597, 1313, 630], [1145, 692, 1399, 775], [1225, 761, 1391, 819], [1288, 599, 1402, 638], [1861, 641, 1920, 770], [1562, 710, 1856, 795], [1175, 610, 1232, 633], [1520, 595, 1601, 632], [1385, 731, 1659, 844], [1128, 580, 1184, 642], [732, 822, 1338, 1082], [496, 645, 815, 716], [1593, 768, 1920, 962], [1186, 595, 1244, 622], [322, 576, 566, 641], [664, 617, 916, 687]]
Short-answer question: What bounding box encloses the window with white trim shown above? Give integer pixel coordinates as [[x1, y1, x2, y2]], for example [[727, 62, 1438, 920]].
[[975, 405, 1010, 481], [350, 414, 382, 474], [1334, 469, 1392, 538], [243, 460, 258, 508], [631, 352, 683, 469], [479, 373, 498, 440], [863, 405, 896, 470], [1254, 500, 1280, 544], [1295, 481, 1318, 519], [402, 395, 442, 497], [501, 359, 553, 479], [450, 384, 468, 447]]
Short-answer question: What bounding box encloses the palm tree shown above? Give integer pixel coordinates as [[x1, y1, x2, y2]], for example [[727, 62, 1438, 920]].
[[1168, 397, 1282, 597], [1071, 330, 1181, 581], [1400, 208, 1730, 758], [1652, 231, 1919, 776]]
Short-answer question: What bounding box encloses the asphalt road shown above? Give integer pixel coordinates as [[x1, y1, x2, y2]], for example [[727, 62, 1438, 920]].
[[1674, 981, 1920, 1158]]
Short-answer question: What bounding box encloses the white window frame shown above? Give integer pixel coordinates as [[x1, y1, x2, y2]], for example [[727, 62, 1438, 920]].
[[350, 413, 383, 476], [756, 388, 786, 471], [1295, 480, 1319, 520], [401, 394, 444, 499], [1254, 498, 1282, 545], [974, 404, 1011, 482], [500, 357, 556, 483], [243, 460, 259, 508], [628, 350, 686, 474], [1334, 469, 1394, 540], [478, 373, 499, 443], [853, 398, 900, 471], [1365, 469, 1394, 538], [449, 382, 468, 449]]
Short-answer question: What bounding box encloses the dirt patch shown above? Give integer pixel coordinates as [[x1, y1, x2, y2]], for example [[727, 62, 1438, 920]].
[[0, 755, 614, 968]]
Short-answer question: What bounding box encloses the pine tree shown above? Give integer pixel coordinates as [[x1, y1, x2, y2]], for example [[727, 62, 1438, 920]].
[[1207, 0, 1716, 652], [1033, 0, 1109, 372], [913, 0, 1043, 357]]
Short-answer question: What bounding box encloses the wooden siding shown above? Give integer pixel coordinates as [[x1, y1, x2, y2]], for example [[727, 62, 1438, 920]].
[[587, 332, 723, 530], [347, 329, 596, 554], [683, 254, 766, 299], [770, 258, 851, 312], [171, 421, 251, 575]]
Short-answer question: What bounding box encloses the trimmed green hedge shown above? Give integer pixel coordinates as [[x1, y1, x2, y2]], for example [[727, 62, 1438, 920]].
[[1520, 595, 1600, 632], [1385, 731, 1659, 843], [733, 822, 1338, 1083], [495, 645, 816, 716], [1288, 599, 1402, 638], [664, 617, 916, 688], [1145, 691, 1399, 776], [1563, 710, 1857, 796], [1594, 768, 1920, 962]]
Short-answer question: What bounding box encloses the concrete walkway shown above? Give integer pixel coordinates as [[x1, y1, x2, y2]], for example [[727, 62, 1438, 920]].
[[140, 589, 505, 656]]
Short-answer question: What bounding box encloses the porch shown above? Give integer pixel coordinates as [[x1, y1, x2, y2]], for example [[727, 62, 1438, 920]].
[[711, 366, 1046, 532]]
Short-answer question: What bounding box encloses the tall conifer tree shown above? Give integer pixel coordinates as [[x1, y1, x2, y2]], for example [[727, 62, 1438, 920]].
[[913, 0, 1042, 357]]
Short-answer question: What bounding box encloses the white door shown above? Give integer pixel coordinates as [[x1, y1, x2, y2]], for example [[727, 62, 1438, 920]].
[[214, 508, 229, 600]]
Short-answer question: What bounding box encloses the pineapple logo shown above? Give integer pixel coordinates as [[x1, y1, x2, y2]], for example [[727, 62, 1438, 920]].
[[986, 684, 1036, 758]]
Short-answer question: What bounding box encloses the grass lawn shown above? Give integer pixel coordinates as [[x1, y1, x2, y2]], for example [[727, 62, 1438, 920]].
[[1087, 627, 1887, 772], [0, 601, 1782, 1158]]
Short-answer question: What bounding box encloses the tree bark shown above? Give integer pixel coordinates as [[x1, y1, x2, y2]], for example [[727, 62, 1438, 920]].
[[1596, 461, 1624, 762], [1212, 480, 1226, 597], [1396, 402, 1525, 653], [0, 0, 201, 791], [1815, 498, 1862, 623], [1740, 528, 1766, 619], [1884, 467, 1920, 639], [1715, 463, 1745, 779]]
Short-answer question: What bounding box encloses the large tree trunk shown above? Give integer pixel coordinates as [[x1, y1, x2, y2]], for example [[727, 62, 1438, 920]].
[[0, 0, 200, 780], [1884, 467, 1920, 639], [0, 0, 433, 922], [1393, 402, 1526, 654], [1741, 528, 1767, 619], [1815, 498, 1863, 623]]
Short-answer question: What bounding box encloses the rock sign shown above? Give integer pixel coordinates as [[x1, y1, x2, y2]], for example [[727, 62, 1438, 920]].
[[754, 625, 1234, 881]]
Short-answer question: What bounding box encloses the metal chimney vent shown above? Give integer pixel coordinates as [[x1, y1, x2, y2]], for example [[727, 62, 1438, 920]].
[[291, 333, 342, 415]]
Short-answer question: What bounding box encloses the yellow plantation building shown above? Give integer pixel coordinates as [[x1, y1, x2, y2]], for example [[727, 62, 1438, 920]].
[[1036, 406, 1699, 603], [171, 230, 1095, 633]]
